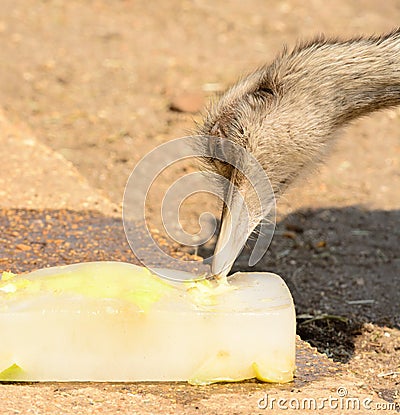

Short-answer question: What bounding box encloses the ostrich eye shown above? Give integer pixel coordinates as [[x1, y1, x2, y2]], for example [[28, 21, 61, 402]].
[[255, 86, 274, 96]]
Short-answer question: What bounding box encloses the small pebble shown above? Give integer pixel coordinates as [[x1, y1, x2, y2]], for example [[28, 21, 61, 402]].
[[169, 92, 204, 113], [16, 243, 31, 251]]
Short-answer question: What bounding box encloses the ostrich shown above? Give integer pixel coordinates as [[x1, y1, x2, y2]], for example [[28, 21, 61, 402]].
[[197, 29, 400, 278]]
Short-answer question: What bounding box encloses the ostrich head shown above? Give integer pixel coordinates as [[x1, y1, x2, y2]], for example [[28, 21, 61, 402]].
[[197, 69, 285, 278]]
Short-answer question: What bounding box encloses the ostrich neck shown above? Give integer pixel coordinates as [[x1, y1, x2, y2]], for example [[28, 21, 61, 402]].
[[268, 31, 400, 136]]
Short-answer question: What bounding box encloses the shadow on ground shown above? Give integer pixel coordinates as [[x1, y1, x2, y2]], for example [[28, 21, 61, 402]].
[[200, 206, 400, 363]]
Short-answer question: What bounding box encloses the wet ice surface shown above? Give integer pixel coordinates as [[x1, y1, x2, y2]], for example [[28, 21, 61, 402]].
[[0, 262, 295, 384]]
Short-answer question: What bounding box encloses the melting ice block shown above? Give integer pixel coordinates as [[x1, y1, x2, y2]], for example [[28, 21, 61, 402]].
[[0, 262, 295, 384]]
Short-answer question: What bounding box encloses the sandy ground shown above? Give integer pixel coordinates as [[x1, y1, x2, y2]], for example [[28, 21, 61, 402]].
[[0, 0, 399, 413]]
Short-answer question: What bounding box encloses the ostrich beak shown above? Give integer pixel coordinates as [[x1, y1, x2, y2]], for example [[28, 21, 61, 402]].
[[211, 182, 253, 278]]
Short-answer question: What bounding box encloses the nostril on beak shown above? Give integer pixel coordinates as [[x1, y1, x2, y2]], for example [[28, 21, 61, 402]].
[[210, 121, 220, 136]]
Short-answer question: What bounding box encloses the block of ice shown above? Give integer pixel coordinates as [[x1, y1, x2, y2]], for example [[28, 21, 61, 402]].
[[0, 262, 295, 384]]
